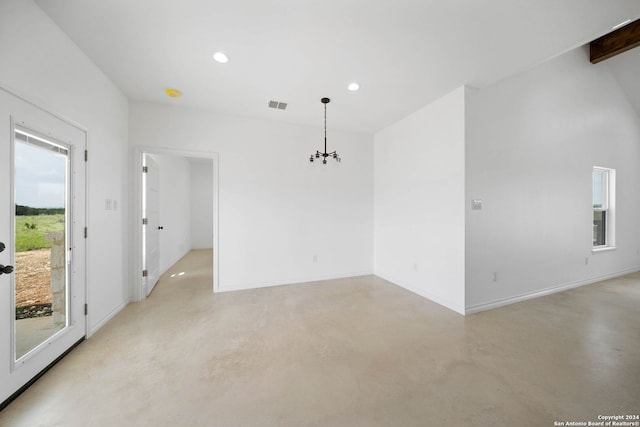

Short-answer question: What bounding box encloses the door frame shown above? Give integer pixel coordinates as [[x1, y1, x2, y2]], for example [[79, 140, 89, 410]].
[[0, 83, 90, 340], [0, 83, 89, 405], [131, 146, 219, 301], [142, 155, 161, 296]]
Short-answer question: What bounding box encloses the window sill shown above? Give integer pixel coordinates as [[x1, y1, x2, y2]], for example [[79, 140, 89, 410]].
[[592, 246, 616, 253]]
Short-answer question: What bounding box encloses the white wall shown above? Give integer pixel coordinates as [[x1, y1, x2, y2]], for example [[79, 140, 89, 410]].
[[0, 0, 129, 334], [465, 47, 640, 311], [374, 87, 466, 314], [130, 102, 374, 291], [147, 154, 192, 273], [190, 161, 214, 249]]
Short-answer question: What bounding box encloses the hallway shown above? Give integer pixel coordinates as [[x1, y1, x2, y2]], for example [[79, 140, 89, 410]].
[[1, 249, 638, 426]]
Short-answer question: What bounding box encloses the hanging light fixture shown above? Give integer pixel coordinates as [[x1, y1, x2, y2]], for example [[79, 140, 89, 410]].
[[309, 97, 341, 164]]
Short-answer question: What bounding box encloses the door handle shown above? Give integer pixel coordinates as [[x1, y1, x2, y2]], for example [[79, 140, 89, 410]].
[[0, 242, 11, 274]]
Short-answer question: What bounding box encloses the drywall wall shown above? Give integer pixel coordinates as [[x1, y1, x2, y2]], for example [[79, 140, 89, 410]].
[[607, 48, 640, 119], [0, 0, 129, 334], [147, 154, 192, 273], [373, 87, 466, 314], [130, 102, 374, 291], [190, 161, 214, 249], [465, 47, 640, 311]]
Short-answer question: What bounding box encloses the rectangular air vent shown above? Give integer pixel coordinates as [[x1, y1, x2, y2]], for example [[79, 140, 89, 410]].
[[268, 100, 288, 110]]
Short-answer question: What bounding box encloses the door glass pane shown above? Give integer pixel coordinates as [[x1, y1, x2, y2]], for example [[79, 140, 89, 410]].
[[14, 129, 69, 360]]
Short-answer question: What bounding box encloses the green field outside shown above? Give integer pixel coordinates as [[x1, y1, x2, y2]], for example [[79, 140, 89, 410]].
[[15, 214, 65, 252]]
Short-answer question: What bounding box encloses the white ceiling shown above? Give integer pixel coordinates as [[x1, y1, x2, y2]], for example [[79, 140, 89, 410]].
[[35, 0, 640, 134]]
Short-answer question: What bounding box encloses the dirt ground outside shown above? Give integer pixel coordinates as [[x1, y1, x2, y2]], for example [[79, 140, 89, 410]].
[[15, 248, 52, 308]]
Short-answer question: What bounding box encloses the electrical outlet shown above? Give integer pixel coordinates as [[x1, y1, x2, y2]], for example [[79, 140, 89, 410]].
[[413, 263, 419, 272], [492, 272, 498, 282], [585, 257, 589, 265]]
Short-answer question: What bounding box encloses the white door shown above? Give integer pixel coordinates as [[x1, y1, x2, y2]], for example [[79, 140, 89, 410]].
[[143, 155, 160, 295], [0, 88, 86, 404]]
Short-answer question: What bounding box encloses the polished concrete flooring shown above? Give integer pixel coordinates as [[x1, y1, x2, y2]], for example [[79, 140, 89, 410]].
[[1, 249, 639, 426]]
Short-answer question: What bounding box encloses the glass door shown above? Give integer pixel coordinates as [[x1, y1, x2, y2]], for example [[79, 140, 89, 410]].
[[13, 128, 70, 360], [1, 87, 86, 406]]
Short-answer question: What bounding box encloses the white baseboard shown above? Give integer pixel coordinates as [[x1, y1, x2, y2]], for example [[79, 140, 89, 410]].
[[374, 272, 466, 315], [87, 302, 127, 338], [218, 270, 374, 293], [465, 267, 640, 315]]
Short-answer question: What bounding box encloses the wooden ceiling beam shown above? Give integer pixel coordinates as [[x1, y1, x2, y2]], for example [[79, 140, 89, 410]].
[[590, 19, 640, 64]]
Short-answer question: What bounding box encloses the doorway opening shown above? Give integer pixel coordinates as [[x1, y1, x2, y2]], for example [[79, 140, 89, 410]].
[[134, 148, 218, 301]]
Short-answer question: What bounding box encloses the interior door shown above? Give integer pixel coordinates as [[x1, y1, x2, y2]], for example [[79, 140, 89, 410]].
[[0, 88, 86, 404], [143, 155, 160, 295]]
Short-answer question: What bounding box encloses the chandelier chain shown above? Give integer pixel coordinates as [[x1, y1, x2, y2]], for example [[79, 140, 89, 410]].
[[324, 101, 327, 153]]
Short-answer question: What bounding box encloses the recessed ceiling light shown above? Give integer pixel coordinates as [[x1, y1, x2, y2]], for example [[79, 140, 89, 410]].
[[348, 82, 360, 91], [213, 52, 229, 63], [165, 88, 182, 98], [612, 19, 632, 30]]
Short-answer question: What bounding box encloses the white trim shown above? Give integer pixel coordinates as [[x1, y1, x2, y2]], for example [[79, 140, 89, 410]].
[[131, 145, 220, 301], [131, 149, 144, 301], [219, 270, 374, 293], [83, 130, 90, 339], [9, 117, 17, 367], [465, 267, 640, 314], [374, 272, 466, 315], [212, 154, 220, 293], [592, 246, 616, 253], [0, 86, 90, 401], [87, 302, 126, 338], [0, 83, 91, 343], [592, 166, 615, 249]]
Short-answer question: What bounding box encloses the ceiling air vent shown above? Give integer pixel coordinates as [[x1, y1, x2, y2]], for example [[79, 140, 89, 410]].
[[268, 100, 287, 110]]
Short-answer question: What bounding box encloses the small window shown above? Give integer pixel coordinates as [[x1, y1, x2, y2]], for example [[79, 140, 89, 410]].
[[593, 167, 615, 250]]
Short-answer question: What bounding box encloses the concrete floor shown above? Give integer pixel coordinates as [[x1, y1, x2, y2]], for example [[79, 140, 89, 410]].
[[0, 249, 638, 426]]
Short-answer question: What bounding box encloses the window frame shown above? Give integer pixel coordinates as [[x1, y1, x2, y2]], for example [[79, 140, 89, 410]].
[[592, 166, 616, 252]]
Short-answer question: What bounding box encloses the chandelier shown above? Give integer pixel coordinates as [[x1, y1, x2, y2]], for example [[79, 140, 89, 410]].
[[309, 97, 341, 164]]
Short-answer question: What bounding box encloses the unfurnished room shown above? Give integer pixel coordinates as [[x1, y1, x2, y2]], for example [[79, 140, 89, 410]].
[[0, 0, 639, 425]]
